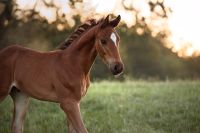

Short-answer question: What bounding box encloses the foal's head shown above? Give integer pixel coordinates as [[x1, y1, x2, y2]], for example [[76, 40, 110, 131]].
[[95, 15, 124, 76]]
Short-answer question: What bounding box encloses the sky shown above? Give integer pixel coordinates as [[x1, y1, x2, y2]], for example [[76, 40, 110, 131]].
[[165, 0, 200, 57], [15, 0, 200, 57]]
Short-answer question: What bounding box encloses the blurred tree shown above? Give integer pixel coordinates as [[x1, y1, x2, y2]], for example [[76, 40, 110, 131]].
[[0, 0, 13, 27], [0, 0, 199, 80]]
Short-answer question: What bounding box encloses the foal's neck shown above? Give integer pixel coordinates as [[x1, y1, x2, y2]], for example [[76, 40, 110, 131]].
[[64, 26, 98, 75]]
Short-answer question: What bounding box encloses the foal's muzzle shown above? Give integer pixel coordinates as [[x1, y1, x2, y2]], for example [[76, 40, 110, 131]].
[[110, 62, 124, 77]]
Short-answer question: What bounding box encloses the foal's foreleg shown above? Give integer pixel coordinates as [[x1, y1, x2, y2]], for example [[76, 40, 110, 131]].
[[60, 100, 88, 133], [67, 118, 77, 133], [10, 89, 29, 133]]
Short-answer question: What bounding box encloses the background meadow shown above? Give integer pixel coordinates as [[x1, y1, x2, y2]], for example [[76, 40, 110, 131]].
[[1, 81, 200, 133]]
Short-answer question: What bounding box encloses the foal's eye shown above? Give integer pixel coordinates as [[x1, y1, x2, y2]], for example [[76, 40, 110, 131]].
[[100, 39, 107, 45]]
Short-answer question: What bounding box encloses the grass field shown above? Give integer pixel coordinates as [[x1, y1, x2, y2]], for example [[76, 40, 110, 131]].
[[0, 80, 200, 133]]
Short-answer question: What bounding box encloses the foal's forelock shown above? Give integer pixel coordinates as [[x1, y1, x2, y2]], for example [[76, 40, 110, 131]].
[[58, 19, 103, 50]]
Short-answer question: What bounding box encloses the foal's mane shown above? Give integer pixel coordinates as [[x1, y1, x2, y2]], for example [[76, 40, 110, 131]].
[[58, 18, 104, 50]]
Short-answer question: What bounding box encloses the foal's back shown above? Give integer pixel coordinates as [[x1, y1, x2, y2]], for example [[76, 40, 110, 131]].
[[0, 45, 60, 75]]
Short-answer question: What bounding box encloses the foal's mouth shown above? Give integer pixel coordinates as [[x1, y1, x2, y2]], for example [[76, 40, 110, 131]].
[[113, 71, 123, 78]]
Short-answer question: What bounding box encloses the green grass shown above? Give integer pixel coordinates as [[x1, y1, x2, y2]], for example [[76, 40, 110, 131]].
[[1, 80, 200, 133]]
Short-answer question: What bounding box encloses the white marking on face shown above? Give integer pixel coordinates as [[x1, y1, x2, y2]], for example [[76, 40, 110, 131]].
[[110, 32, 117, 46]]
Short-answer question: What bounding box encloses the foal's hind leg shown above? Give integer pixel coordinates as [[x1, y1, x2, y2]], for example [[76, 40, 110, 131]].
[[0, 73, 12, 102], [10, 88, 29, 133], [0, 92, 8, 102]]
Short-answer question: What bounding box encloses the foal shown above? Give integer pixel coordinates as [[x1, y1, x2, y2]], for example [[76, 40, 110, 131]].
[[0, 15, 124, 133]]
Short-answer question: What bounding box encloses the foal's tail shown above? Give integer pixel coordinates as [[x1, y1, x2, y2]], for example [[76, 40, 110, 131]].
[[0, 45, 20, 102]]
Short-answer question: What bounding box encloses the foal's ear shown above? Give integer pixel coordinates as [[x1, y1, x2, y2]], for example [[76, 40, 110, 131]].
[[110, 15, 121, 27], [101, 15, 110, 29]]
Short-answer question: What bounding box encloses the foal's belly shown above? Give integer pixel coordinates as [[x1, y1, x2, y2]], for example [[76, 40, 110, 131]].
[[14, 80, 58, 102]]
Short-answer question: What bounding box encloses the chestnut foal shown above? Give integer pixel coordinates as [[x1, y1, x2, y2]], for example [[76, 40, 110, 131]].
[[0, 15, 124, 133]]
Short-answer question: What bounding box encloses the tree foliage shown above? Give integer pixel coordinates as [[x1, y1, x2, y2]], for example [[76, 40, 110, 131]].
[[0, 0, 200, 80]]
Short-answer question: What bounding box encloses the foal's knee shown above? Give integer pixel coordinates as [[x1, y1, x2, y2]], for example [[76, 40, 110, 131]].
[[60, 100, 76, 112]]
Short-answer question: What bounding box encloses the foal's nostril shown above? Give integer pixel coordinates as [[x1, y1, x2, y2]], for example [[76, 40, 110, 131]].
[[110, 62, 123, 75], [114, 64, 119, 71], [112, 63, 123, 74]]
